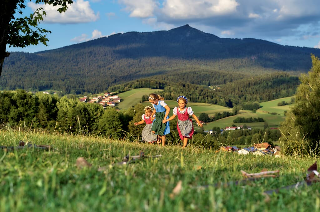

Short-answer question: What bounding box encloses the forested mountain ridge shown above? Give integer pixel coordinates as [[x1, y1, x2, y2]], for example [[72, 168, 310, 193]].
[[1, 24, 320, 94]]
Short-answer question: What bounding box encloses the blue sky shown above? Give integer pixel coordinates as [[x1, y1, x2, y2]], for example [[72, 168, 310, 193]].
[[7, 0, 320, 53]]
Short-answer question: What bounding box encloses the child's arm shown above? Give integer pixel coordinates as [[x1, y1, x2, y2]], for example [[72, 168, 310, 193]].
[[163, 114, 176, 123], [164, 105, 170, 121], [192, 114, 203, 127], [151, 109, 156, 116], [134, 120, 145, 126]]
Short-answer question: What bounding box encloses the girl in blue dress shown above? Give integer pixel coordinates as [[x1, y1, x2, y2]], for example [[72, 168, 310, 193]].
[[149, 93, 170, 146]]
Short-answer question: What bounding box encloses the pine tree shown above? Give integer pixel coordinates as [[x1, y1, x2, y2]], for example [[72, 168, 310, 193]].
[[279, 55, 320, 155]]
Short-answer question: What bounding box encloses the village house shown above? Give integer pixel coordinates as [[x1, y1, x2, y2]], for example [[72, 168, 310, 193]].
[[79, 96, 88, 103], [225, 126, 241, 131], [108, 95, 119, 100], [79, 93, 121, 108], [107, 102, 116, 107]]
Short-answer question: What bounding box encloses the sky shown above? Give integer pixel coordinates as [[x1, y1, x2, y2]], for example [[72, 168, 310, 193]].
[[7, 0, 320, 53]]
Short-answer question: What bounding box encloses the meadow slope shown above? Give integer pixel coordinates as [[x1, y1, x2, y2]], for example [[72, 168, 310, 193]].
[[0, 130, 319, 211], [117, 88, 294, 130]]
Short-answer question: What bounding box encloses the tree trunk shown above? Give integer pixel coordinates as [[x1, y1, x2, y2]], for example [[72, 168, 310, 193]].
[[0, 0, 20, 77]]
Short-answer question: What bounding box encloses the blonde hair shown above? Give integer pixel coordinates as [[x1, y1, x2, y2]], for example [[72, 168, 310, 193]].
[[149, 93, 164, 101], [144, 106, 153, 113]]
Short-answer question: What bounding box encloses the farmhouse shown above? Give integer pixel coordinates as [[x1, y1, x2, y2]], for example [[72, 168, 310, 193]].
[[225, 126, 241, 131], [79, 96, 88, 102], [79, 93, 121, 108]]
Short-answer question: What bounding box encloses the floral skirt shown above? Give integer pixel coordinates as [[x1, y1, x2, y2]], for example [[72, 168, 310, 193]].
[[142, 124, 157, 142], [177, 119, 194, 140]]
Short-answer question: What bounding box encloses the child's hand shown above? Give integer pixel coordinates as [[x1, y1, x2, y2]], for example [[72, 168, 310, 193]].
[[198, 122, 203, 127], [162, 119, 167, 123], [134, 123, 138, 126]]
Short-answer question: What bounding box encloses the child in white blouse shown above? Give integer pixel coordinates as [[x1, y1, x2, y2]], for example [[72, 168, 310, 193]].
[[134, 106, 157, 143], [163, 96, 202, 148]]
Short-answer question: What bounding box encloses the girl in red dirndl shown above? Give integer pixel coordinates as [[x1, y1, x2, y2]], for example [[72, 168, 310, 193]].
[[163, 96, 202, 148]]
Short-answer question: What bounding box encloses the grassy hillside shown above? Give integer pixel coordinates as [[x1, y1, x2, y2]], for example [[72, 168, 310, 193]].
[[0, 130, 319, 211], [204, 97, 294, 130], [117, 88, 163, 110], [139, 100, 232, 117], [257, 96, 294, 116], [117, 88, 232, 115], [118, 89, 293, 130]]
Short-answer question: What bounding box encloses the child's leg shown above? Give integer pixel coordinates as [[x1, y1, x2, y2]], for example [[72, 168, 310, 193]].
[[161, 135, 166, 146], [182, 137, 188, 148]]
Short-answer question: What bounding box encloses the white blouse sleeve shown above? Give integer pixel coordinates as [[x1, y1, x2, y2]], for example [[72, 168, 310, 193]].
[[159, 101, 167, 107], [187, 107, 194, 115], [173, 107, 178, 115], [142, 114, 145, 120]]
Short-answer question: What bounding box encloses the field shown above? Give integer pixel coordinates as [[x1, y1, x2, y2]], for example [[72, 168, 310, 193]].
[[1, 130, 319, 211], [117, 89, 294, 130], [117, 88, 163, 110], [257, 97, 294, 116], [204, 97, 294, 130], [141, 100, 232, 116]]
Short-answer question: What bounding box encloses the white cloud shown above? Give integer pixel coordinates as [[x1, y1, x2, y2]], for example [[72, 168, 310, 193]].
[[142, 18, 175, 30], [118, 0, 157, 18], [303, 35, 320, 40], [249, 13, 260, 18], [160, 0, 239, 19], [91, 30, 102, 39], [108, 32, 117, 37], [221, 30, 234, 36], [116, 0, 320, 45], [28, 0, 99, 24], [210, 0, 239, 15], [315, 41, 320, 49], [71, 34, 89, 42], [71, 30, 103, 43]]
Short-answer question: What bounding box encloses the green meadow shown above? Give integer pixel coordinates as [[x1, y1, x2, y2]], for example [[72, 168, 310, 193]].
[[117, 89, 295, 131], [257, 97, 294, 116], [0, 130, 319, 211], [203, 97, 295, 130], [141, 100, 232, 116], [117, 88, 163, 110]]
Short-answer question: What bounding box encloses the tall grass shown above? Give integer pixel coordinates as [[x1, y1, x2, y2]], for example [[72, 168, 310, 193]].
[[0, 129, 319, 211]]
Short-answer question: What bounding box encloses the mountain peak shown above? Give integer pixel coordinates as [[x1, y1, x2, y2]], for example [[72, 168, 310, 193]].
[[170, 24, 196, 31], [168, 24, 219, 39], [182, 24, 191, 28]]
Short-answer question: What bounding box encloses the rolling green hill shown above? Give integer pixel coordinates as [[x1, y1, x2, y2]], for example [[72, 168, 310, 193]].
[[117, 88, 163, 110]]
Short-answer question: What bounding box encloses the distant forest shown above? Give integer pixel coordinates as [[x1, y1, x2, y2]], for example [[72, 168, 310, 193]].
[[109, 72, 299, 107]]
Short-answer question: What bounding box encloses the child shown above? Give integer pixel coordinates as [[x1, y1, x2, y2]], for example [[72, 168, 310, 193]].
[[134, 106, 158, 143], [163, 96, 202, 148], [148, 93, 170, 146]]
